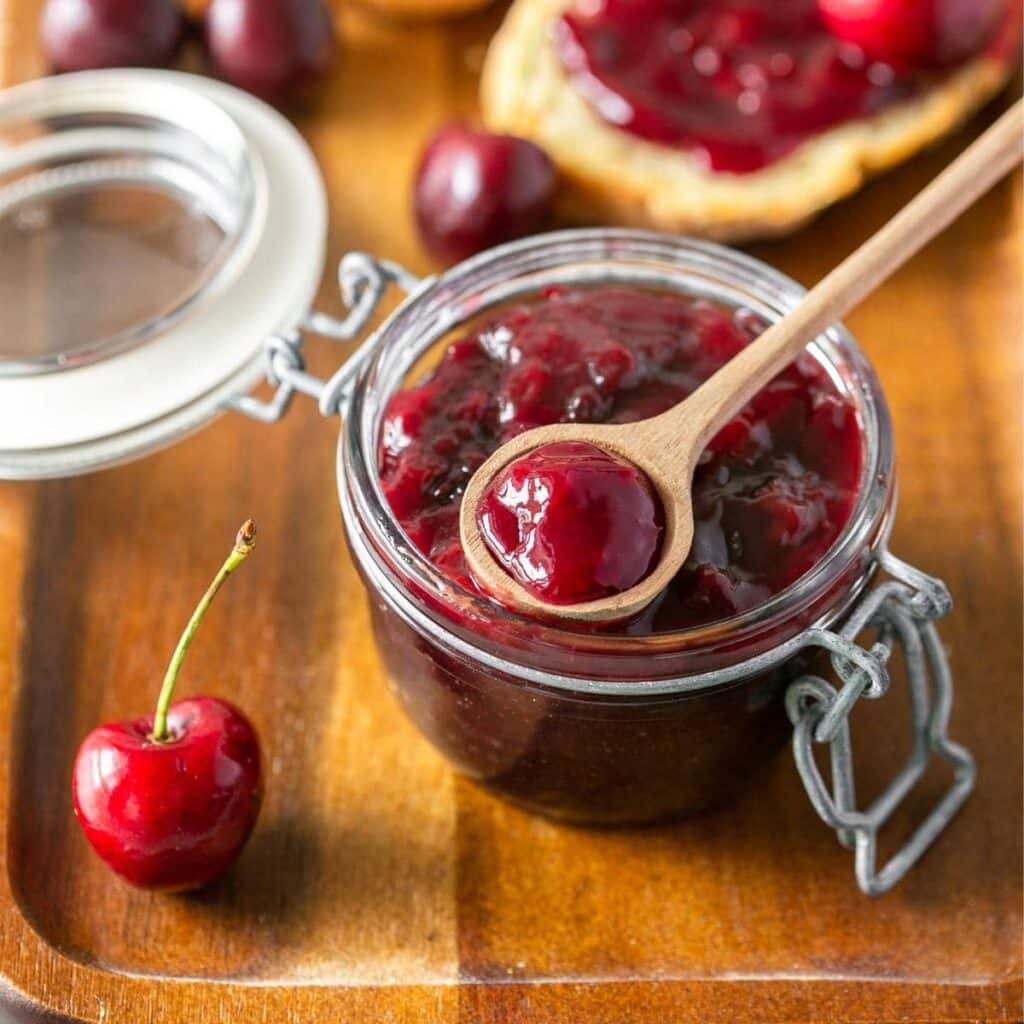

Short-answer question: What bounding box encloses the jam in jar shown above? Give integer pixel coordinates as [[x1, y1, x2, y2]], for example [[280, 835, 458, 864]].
[[379, 285, 863, 628]]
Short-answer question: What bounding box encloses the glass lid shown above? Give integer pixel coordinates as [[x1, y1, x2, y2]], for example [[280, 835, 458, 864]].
[[0, 70, 326, 479], [0, 79, 254, 377]]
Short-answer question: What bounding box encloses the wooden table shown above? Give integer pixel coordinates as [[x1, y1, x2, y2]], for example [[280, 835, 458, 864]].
[[0, 3, 1021, 1021]]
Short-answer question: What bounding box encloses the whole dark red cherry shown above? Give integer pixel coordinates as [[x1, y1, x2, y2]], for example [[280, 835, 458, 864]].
[[205, 0, 335, 101], [40, 0, 184, 72], [817, 0, 1005, 67], [73, 697, 262, 891], [478, 441, 664, 605], [72, 521, 263, 892], [414, 123, 556, 263]]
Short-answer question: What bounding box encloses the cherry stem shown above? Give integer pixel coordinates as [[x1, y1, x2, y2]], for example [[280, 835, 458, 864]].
[[150, 520, 257, 743]]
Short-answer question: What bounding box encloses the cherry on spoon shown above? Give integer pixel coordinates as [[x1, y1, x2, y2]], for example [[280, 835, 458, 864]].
[[460, 100, 1024, 624]]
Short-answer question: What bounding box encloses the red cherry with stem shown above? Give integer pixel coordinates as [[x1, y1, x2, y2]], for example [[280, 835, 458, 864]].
[[205, 0, 335, 102], [72, 520, 263, 892], [40, 0, 184, 72], [414, 123, 557, 263], [817, 0, 1005, 68]]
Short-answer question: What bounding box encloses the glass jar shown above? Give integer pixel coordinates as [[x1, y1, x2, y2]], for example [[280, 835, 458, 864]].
[[330, 231, 973, 895]]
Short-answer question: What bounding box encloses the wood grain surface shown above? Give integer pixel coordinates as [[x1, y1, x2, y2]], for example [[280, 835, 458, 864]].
[[0, 2, 1021, 1021]]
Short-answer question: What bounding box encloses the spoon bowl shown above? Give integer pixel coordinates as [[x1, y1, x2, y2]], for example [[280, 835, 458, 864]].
[[459, 414, 702, 622]]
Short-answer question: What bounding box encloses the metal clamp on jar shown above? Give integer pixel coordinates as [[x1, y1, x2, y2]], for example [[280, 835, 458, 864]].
[[0, 70, 973, 897]]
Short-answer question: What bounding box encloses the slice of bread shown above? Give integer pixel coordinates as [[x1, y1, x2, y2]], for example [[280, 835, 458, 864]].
[[481, 0, 1015, 241]]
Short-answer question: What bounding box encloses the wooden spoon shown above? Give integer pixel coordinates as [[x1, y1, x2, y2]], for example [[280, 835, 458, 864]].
[[459, 100, 1024, 624]]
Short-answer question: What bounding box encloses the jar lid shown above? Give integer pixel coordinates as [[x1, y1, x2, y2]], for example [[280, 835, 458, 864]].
[[0, 69, 326, 478]]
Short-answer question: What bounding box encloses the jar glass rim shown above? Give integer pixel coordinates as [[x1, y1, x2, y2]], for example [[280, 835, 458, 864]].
[[339, 229, 894, 682]]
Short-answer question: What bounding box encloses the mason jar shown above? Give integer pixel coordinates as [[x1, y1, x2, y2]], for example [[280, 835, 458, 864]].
[[333, 231, 974, 896]]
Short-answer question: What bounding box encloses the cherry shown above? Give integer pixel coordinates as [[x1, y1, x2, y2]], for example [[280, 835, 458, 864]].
[[817, 0, 1005, 67], [205, 0, 335, 101], [40, 0, 184, 72], [72, 521, 263, 891], [414, 123, 556, 263], [478, 441, 664, 605]]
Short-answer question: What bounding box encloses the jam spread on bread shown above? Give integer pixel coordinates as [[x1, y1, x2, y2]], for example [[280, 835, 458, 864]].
[[555, 0, 1008, 174]]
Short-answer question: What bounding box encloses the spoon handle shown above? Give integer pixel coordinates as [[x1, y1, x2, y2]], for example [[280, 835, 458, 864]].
[[672, 99, 1024, 454]]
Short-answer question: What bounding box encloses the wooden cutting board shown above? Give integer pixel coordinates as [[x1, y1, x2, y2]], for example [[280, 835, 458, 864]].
[[0, 3, 1020, 1021]]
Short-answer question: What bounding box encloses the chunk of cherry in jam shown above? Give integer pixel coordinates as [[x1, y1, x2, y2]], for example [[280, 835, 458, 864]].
[[555, 0, 1008, 173], [479, 441, 665, 605], [379, 286, 863, 634]]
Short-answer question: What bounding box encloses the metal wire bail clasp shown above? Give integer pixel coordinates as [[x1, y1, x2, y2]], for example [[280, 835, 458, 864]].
[[785, 551, 975, 896], [231, 253, 429, 423]]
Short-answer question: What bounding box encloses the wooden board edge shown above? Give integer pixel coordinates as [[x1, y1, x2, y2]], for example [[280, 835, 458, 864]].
[[0, 968, 1020, 1024]]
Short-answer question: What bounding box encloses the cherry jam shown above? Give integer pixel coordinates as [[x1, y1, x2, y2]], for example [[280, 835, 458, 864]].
[[554, 0, 999, 174], [379, 286, 862, 632], [479, 440, 665, 604]]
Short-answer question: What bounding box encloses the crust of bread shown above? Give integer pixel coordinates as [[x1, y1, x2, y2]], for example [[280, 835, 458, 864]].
[[481, 0, 1014, 240]]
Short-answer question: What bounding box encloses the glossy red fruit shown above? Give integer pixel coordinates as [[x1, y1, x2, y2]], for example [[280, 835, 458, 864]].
[[72, 520, 263, 891], [40, 0, 183, 72], [73, 698, 263, 891], [479, 440, 664, 604], [205, 0, 335, 101], [414, 123, 556, 263], [817, 0, 1005, 67]]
